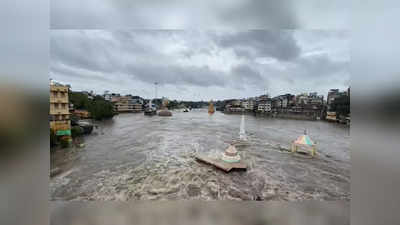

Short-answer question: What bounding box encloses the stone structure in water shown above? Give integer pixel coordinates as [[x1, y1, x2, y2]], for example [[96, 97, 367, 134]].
[[158, 98, 172, 117], [221, 145, 241, 163], [239, 114, 247, 141]]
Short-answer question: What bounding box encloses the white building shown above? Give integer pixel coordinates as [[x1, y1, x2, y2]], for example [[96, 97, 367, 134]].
[[282, 98, 288, 108], [257, 100, 272, 112], [265, 101, 272, 112], [242, 100, 255, 110]]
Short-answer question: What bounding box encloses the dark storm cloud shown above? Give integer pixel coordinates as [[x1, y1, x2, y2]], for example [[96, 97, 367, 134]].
[[231, 64, 267, 89], [215, 30, 301, 60], [50, 0, 348, 29], [50, 30, 349, 100], [295, 54, 348, 78], [51, 62, 112, 83], [219, 0, 298, 28], [125, 64, 227, 87], [50, 0, 297, 29], [51, 34, 118, 74], [50, 30, 228, 88]]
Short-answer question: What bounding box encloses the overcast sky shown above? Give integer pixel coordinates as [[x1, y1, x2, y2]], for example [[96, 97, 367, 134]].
[[49, 0, 350, 101], [50, 0, 349, 29], [50, 30, 349, 100]]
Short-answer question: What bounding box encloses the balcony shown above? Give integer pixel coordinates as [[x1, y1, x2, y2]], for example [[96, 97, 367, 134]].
[[50, 97, 68, 103]]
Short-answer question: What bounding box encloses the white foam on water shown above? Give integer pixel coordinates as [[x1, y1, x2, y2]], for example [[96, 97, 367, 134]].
[[239, 114, 247, 141]]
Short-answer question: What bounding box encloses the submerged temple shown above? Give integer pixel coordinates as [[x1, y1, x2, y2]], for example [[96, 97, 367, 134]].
[[221, 145, 241, 163]]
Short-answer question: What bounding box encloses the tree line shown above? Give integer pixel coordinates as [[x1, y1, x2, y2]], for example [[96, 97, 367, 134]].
[[69, 92, 116, 120]]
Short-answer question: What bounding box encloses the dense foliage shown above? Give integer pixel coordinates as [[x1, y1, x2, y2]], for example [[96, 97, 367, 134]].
[[50, 129, 57, 148], [69, 92, 91, 110], [90, 95, 115, 120], [71, 126, 83, 138], [167, 100, 179, 109], [69, 92, 115, 120], [59, 136, 70, 148]]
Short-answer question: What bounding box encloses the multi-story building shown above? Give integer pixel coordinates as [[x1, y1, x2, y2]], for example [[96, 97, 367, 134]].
[[103, 91, 112, 101], [241, 101, 249, 109], [309, 92, 318, 98], [277, 94, 294, 109], [50, 81, 71, 136], [265, 99, 272, 112], [73, 109, 91, 119], [287, 95, 296, 107], [242, 99, 255, 111], [272, 97, 282, 109], [224, 99, 244, 113], [112, 95, 143, 113], [258, 94, 269, 101], [309, 95, 324, 105], [327, 89, 340, 106], [296, 93, 309, 105], [281, 97, 288, 108], [257, 99, 272, 112], [327, 88, 349, 111], [257, 101, 266, 112], [131, 98, 143, 112]]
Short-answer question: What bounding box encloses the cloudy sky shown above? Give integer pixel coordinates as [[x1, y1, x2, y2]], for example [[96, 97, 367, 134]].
[[50, 30, 349, 100], [49, 0, 350, 101], [50, 0, 349, 29]]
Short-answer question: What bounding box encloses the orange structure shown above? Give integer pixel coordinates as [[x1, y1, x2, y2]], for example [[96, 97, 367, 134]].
[[208, 100, 215, 115]]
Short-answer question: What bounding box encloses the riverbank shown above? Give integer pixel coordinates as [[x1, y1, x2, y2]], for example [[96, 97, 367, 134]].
[[224, 110, 350, 125], [50, 110, 350, 201]]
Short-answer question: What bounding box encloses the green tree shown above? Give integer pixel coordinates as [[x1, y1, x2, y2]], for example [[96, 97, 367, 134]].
[[71, 126, 83, 138], [69, 92, 115, 121], [167, 100, 179, 109]]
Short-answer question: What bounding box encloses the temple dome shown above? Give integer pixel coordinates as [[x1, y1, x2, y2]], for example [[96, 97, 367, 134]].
[[221, 145, 241, 163]]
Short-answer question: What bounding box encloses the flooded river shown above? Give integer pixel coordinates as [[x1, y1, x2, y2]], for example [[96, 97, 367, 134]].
[[50, 109, 350, 201]]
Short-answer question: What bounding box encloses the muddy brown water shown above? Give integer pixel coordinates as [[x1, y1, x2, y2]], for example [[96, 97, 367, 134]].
[[50, 109, 350, 201]]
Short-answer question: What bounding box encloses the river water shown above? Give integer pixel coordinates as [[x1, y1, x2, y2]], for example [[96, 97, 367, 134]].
[[50, 109, 350, 201]]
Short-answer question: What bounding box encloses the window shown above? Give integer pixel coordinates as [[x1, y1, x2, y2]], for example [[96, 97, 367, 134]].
[[55, 103, 59, 109]]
